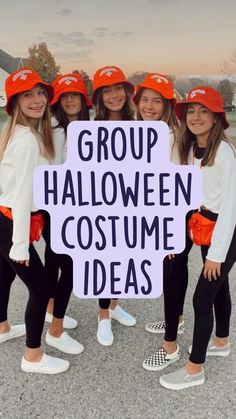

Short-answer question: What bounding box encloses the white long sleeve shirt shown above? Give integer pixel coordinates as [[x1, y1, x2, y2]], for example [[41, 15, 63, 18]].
[[0, 124, 48, 260], [169, 129, 180, 164], [51, 116, 67, 164], [189, 141, 236, 262]]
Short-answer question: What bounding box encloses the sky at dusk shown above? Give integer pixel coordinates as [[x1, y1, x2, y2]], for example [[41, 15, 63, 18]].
[[1, 0, 236, 78]]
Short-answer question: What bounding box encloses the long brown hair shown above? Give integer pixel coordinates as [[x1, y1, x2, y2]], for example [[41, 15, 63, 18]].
[[93, 84, 135, 121], [0, 88, 54, 161], [136, 88, 179, 133], [51, 94, 90, 134], [178, 111, 235, 166]]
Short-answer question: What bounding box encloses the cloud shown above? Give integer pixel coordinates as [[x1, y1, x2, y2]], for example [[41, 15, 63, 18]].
[[57, 49, 93, 59], [94, 27, 108, 31], [56, 8, 72, 15], [93, 28, 109, 37], [42, 31, 94, 47], [110, 31, 134, 36], [93, 28, 134, 38]]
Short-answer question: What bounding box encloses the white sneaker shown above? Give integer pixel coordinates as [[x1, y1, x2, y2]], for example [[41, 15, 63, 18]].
[[45, 312, 78, 329], [145, 320, 185, 335], [97, 318, 114, 346], [188, 340, 231, 357], [21, 353, 69, 374], [109, 306, 136, 326], [0, 324, 26, 344], [46, 331, 84, 354], [160, 366, 205, 390]]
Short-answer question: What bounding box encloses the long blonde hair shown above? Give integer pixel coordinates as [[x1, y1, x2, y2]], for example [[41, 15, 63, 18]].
[[0, 89, 54, 161], [136, 89, 179, 131]]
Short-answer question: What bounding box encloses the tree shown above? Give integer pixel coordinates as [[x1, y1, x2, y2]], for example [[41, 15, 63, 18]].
[[217, 79, 234, 105], [27, 42, 60, 83], [72, 69, 93, 99], [222, 48, 236, 77], [128, 71, 149, 86]]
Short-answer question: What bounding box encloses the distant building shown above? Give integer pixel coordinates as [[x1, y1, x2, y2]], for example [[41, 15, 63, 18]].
[[0, 49, 26, 107]]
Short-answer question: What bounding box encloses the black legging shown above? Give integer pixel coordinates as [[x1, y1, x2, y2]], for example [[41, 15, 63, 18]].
[[42, 211, 73, 319], [189, 227, 235, 364], [164, 213, 193, 341], [0, 213, 50, 348], [99, 299, 118, 309]]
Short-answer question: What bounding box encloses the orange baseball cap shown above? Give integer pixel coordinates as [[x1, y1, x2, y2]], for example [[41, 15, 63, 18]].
[[92, 65, 134, 103], [5, 67, 54, 114], [175, 86, 229, 129], [50, 73, 92, 107], [133, 72, 175, 104]]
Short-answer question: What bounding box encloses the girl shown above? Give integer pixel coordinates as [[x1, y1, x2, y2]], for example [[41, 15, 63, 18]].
[[43, 73, 91, 355], [134, 73, 189, 372], [0, 68, 69, 374], [159, 86, 236, 390], [92, 65, 136, 346]]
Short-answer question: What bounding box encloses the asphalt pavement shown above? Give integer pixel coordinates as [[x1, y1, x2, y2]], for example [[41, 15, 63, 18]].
[[0, 241, 236, 419]]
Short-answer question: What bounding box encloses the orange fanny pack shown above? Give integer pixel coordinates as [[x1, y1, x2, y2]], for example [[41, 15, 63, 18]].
[[188, 210, 217, 246], [0, 205, 44, 243]]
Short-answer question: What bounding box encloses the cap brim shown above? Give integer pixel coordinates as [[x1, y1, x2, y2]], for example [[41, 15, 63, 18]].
[[50, 87, 92, 108], [175, 101, 229, 129], [133, 84, 175, 105], [6, 81, 54, 115], [92, 81, 134, 104]]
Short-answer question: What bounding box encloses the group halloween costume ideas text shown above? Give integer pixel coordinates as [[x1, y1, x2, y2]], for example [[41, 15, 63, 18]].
[[0, 68, 235, 389]]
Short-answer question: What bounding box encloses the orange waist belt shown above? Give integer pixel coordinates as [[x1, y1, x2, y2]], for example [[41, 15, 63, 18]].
[[0, 205, 44, 243]]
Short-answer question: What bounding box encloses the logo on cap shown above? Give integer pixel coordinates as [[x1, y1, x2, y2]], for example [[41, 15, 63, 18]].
[[59, 76, 78, 85], [190, 89, 206, 99], [100, 67, 118, 77], [13, 69, 33, 82], [151, 75, 169, 85]]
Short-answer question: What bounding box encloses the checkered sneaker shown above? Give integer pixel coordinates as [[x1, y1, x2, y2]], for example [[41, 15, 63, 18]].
[[145, 320, 185, 335], [142, 345, 180, 371], [145, 320, 166, 334]]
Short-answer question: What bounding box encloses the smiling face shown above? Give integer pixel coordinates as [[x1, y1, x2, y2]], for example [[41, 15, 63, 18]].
[[186, 103, 215, 145], [59, 92, 82, 121], [102, 83, 126, 118], [18, 85, 47, 126], [138, 88, 165, 121]]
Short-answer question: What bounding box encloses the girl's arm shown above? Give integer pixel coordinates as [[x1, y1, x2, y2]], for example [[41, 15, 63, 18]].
[[205, 151, 236, 278], [9, 137, 38, 262]]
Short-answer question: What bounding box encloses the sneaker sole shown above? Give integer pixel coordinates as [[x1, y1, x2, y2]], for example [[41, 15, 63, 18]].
[[45, 317, 78, 330], [62, 322, 78, 330], [159, 375, 205, 390], [111, 317, 136, 326], [21, 363, 70, 374], [142, 354, 181, 372], [97, 335, 114, 346], [206, 350, 231, 357], [145, 326, 184, 335], [145, 325, 165, 334], [188, 345, 230, 357], [45, 338, 84, 355], [0, 332, 26, 344]]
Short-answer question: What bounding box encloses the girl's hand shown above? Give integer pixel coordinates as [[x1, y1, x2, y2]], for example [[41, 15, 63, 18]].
[[203, 259, 221, 281], [12, 259, 30, 267]]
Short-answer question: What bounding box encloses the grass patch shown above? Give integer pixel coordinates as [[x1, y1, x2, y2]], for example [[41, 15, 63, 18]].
[[226, 111, 236, 128], [0, 108, 7, 123]]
